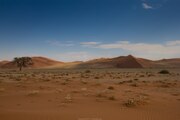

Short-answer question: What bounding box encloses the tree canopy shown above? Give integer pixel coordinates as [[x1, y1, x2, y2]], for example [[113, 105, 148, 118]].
[[13, 57, 33, 71]]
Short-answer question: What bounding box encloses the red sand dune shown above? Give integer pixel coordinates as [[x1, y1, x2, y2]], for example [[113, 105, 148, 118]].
[[77, 55, 143, 68], [0, 61, 9, 67], [31, 57, 64, 68], [77, 55, 180, 68], [136, 58, 180, 68], [0, 57, 64, 69], [0, 55, 180, 69]]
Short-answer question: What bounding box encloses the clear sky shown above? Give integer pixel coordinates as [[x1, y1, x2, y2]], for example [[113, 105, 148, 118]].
[[0, 0, 180, 62]]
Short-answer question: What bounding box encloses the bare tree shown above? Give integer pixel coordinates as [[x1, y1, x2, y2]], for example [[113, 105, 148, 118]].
[[13, 57, 33, 71]]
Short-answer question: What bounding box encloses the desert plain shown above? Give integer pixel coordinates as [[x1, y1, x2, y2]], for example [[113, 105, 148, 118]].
[[1, 0, 180, 119], [0, 68, 180, 120]]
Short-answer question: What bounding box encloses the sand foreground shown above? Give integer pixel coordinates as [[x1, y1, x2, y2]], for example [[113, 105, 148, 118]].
[[0, 69, 180, 120]]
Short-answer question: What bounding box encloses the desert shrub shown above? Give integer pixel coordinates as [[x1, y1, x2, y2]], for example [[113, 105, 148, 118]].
[[142, 80, 147, 83], [134, 78, 139, 81], [158, 70, 170, 74], [65, 94, 72, 102], [107, 86, 114, 90], [118, 81, 125, 84], [108, 96, 116, 100], [127, 80, 133, 83], [96, 89, 110, 98], [81, 80, 88, 84], [15, 77, 21, 81], [130, 83, 138, 87], [139, 75, 145, 77], [124, 96, 149, 107], [94, 76, 99, 79], [85, 70, 91, 73], [43, 78, 50, 82], [61, 81, 68, 85], [96, 93, 104, 98], [124, 99, 136, 107], [160, 84, 170, 88]]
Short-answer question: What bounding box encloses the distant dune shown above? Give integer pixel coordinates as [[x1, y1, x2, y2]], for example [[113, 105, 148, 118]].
[[77, 55, 180, 68], [77, 55, 143, 68], [30, 57, 64, 68], [0, 55, 180, 69], [0, 61, 10, 67], [0, 57, 64, 69], [136, 58, 180, 68]]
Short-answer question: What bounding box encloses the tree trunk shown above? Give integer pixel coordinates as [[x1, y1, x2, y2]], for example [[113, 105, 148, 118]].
[[19, 66, 22, 71]]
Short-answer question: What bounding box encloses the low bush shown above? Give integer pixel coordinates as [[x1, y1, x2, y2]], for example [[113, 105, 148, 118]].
[[85, 70, 91, 73], [158, 70, 170, 74]]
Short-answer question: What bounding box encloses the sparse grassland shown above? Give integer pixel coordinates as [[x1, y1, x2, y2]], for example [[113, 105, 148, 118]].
[[0, 68, 179, 120]]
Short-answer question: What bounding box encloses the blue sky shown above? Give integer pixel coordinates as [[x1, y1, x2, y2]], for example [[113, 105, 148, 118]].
[[0, 0, 180, 61]]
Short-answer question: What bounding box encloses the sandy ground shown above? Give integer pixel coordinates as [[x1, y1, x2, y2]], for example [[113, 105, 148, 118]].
[[0, 68, 180, 120]]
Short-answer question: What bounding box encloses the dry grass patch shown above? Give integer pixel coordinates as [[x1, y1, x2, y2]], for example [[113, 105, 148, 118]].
[[61, 81, 68, 85], [64, 94, 73, 103], [123, 95, 149, 107], [56, 88, 63, 93], [118, 81, 125, 84], [81, 80, 88, 84], [27, 90, 39, 96], [108, 95, 116, 100]]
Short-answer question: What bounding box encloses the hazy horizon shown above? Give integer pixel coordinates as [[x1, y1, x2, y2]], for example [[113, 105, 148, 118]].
[[0, 0, 180, 62]]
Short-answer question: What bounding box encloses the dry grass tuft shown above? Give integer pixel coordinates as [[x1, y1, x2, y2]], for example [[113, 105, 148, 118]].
[[27, 90, 39, 96], [107, 86, 114, 90], [124, 96, 149, 107], [108, 96, 116, 100], [81, 80, 88, 84], [124, 99, 137, 107], [65, 94, 73, 102]]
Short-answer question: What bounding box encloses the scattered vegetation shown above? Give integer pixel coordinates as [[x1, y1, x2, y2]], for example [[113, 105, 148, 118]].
[[0, 68, 178, 112]]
